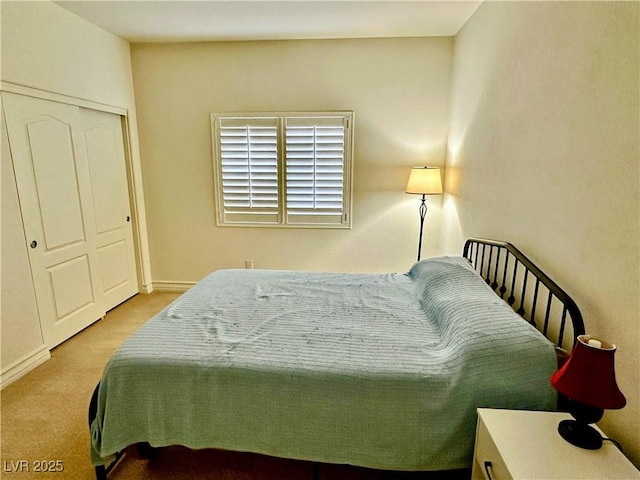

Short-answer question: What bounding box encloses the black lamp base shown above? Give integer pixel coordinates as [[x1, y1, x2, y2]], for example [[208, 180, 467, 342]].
[[558, 419, 603, 450]]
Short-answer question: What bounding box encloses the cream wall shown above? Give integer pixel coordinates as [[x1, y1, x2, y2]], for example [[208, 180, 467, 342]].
[[445, 1, 639, 465], [131, 38, 453, 283], [0, 1, 149, 380], [2, 1, 132, 108]]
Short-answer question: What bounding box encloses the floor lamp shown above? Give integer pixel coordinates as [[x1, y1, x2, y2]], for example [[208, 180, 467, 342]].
[[406, 166, 443, 261]]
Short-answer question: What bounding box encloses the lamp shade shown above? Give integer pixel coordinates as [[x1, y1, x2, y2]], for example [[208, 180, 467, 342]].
[[405, 167, 443, 195], [551, 335, 626, 410]]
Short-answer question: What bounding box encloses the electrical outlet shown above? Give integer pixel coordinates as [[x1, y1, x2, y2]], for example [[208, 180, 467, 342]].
[[245, 260, 253, 269]]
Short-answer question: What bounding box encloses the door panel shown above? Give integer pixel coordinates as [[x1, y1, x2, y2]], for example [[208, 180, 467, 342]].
[[26, 116, 86, 250], [98, 240, 130, 293], [84, 125, 126, 234], [81, 108, 137, 307], [48, 255, 95, 320], [2, 92, 105, 347]]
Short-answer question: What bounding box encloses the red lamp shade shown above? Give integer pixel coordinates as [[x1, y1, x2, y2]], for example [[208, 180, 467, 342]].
[[551, 335, 626, 410]]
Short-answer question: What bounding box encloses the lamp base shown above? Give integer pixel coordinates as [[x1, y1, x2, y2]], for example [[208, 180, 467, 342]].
[[558, 419, 603, 450]]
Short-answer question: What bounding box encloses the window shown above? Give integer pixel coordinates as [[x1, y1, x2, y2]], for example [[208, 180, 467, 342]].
[[212, 112, 353, 228]]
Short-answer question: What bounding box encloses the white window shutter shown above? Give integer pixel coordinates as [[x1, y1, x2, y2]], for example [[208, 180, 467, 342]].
[[212, 112, 353, 228], [216, 117, 280, 224], [285, 116, 348, 225]]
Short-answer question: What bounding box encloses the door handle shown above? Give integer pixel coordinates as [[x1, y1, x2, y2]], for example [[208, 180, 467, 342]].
[[126, 216, 131, 222], [30, 240, 38, 249]]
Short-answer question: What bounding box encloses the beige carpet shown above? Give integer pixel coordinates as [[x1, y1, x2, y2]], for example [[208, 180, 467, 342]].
[[1, 292, 469, 480]]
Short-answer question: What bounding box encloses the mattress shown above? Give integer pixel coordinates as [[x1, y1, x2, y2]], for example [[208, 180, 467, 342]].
[[91, 256, 556, 470]]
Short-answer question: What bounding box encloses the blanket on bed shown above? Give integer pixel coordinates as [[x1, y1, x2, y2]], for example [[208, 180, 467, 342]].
[[90, 256, 556, 470]]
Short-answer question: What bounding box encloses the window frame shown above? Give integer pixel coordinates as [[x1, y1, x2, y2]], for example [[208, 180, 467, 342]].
[[211, 111, 354, 229]]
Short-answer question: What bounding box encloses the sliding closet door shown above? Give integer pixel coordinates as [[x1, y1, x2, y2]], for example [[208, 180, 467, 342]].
[[2, 92, 138, 348], [80, 108, 137, 309], [3, 92, 104, 347]]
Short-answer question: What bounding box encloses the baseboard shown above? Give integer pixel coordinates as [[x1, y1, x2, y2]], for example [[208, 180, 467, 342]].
[[152, 281, 196, 292], [0, 345, 51, 390]]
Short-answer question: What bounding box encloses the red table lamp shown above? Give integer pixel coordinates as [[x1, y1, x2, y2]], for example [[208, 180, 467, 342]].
[[551, 335, 626, 449]]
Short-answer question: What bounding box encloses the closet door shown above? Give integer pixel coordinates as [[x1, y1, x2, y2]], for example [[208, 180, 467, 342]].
[[80, 108, 137, 310], [2, 93, 137, 348], [3, 92, 104, 347]]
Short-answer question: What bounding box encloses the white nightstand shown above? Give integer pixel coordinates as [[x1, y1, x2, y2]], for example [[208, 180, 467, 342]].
[[472, 408, 640, 480]]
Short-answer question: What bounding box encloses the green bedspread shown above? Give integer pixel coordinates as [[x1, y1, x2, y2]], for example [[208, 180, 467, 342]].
[[91, 256, 556, 470]]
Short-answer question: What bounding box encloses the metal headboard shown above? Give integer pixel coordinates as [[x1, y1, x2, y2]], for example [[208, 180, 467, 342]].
[[463, 238, 585, 352]]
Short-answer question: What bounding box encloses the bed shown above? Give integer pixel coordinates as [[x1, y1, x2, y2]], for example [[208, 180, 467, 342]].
[[88, 238, 585, 479]]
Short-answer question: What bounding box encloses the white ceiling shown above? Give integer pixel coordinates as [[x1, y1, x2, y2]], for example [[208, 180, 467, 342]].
[[55, 1, 483, 43]]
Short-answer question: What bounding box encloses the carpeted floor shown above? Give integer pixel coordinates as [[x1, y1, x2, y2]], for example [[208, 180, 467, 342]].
[[1, 292, 470, 480]]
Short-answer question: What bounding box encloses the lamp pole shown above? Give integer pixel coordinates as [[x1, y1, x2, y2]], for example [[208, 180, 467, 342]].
[[417, 194, 427, 261]]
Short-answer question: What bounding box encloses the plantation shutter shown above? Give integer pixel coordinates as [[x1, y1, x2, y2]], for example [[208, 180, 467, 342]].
[[212, 112, 353, 228], [215, 117, 280, 224], [285, 116, 349, 225]]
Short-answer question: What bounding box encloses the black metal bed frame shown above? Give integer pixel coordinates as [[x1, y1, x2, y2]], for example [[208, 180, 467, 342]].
[[90, 237, 586, 479], [462, 238, 585, 351]]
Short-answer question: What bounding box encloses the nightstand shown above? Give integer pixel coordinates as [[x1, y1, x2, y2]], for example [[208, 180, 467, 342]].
[[472, 408, 640, 480]]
